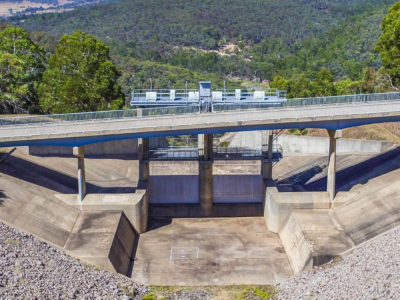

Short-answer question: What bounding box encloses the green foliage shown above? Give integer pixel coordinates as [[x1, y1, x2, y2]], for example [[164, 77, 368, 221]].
[[288, 128, 308, 136], [117, 57, 241, 94], [234, 285, 275, 299], [335, 78, 362, 95], [375, 2, 400, 87], [219, 141, 230, 147], [20, 0, 398, 81], [0, 52, 24, 112], [312, 67, 337, 97], [254, 287, 272, 299], [39, 30, 124, 113], [287, 74, 315, 99], [269, 76, 288, 91], [0, 26, 46, 113], [142, 293, 157, 300]]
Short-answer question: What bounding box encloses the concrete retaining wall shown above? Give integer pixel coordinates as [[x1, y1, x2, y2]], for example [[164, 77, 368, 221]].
[[277, 135, 393, 154], [229, 131, 394, 154]]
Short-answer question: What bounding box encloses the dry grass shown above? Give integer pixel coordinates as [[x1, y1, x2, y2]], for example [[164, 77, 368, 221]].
[[284, 122, 400, 145], [149, 285, 276, 300], [0, 0, 72, 17]]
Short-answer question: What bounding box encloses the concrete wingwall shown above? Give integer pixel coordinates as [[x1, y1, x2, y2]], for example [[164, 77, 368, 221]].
[[27, 137, 169, 156], [229, 131, 394, 154]]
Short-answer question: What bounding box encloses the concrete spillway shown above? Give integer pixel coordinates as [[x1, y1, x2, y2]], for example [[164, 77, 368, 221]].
[[1, 135, 400, 284]]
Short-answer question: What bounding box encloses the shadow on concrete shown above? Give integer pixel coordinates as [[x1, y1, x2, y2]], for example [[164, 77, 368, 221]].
[[0, 189, 5, 206], [302, 148, 400, 192], [149, 203, 264, 218], [0, 155, 137, 194], [29, 153, 138, 160], [276, 165, 326, 186], [146, 217, 173, 232]]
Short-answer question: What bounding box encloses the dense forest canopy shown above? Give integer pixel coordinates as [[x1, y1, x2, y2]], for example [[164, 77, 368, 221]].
[[17, 0, 398, 82], [2, 0, 400, 114], [20, 0, 396, 48]]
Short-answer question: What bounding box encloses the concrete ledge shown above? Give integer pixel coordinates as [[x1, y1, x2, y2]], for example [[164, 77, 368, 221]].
[[55, 181, 149, 234], [263, 181, 351, 233]]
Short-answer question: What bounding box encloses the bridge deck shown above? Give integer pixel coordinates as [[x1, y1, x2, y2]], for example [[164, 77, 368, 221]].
[[1, 93, 400, 147]]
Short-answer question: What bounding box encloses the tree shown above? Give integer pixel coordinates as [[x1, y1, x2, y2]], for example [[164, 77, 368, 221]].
[[0, 26, 46, 113], [375, 2, 400, 87], [269, 76, 288, 91], [39, 30, 124, 114], [288, 74, 314, 98], [335, 78, 362, 95], [0, 52, 24, 113], [312, 67, 337, 97]]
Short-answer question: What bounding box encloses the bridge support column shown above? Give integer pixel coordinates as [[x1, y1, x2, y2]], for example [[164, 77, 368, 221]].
[[199, 134, 213, 216], [73, 146, 86, 202], [262, 130, 273, 179], [327, 129, 342, 201], [139, 138, 149, 181]]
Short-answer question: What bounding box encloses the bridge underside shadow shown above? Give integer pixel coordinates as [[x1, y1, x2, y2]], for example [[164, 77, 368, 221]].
[[274, 148, 400, 193]]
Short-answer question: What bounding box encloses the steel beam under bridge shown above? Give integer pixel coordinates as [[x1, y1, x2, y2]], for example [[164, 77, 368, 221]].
[[2, 101, 400, 147]]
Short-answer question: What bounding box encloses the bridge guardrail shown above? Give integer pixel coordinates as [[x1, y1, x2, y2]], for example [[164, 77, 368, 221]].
[[212, 92, 400, 113], [1, 92, 400, 127], [0, 105, 201, 127]]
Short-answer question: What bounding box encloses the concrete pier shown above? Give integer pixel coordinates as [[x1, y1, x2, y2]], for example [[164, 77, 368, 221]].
[[139, 138, 149, 181], [327, 129, 342, 201], [262, 130, 273, 179], [73, 146, 86, 201], [199, 134, 213, 215]]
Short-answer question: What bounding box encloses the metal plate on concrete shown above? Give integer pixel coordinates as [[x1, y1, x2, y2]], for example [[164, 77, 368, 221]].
[[170, 247, 199, 260]]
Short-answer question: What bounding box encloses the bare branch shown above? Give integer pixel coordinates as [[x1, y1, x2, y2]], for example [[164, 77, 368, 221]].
[[377, 73, 400, 91]]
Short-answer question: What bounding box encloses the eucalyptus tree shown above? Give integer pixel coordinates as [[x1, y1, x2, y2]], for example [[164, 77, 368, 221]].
[[39, 30, 124, 114], [0, 26, 46, 113]]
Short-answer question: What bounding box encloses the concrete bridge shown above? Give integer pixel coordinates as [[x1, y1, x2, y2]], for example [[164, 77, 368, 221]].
[[1, 95, 400, 148], [3, 92, 400, 280], [2, 92, 400, 222]]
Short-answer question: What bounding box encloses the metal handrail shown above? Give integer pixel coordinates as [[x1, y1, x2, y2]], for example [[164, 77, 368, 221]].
[[144, 146, 283, 161], [212, 92, 400, 112], [1, 92, 400, 127], [0, 105, 200, 127]]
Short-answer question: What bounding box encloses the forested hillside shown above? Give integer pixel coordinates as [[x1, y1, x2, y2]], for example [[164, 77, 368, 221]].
[[18, 0, 398, 82]]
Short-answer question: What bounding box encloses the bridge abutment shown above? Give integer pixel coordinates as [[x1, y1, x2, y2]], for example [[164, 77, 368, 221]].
[[199, 134, 213, 216], [73, 145, 86, 201], [327, 129, 342, 201]]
